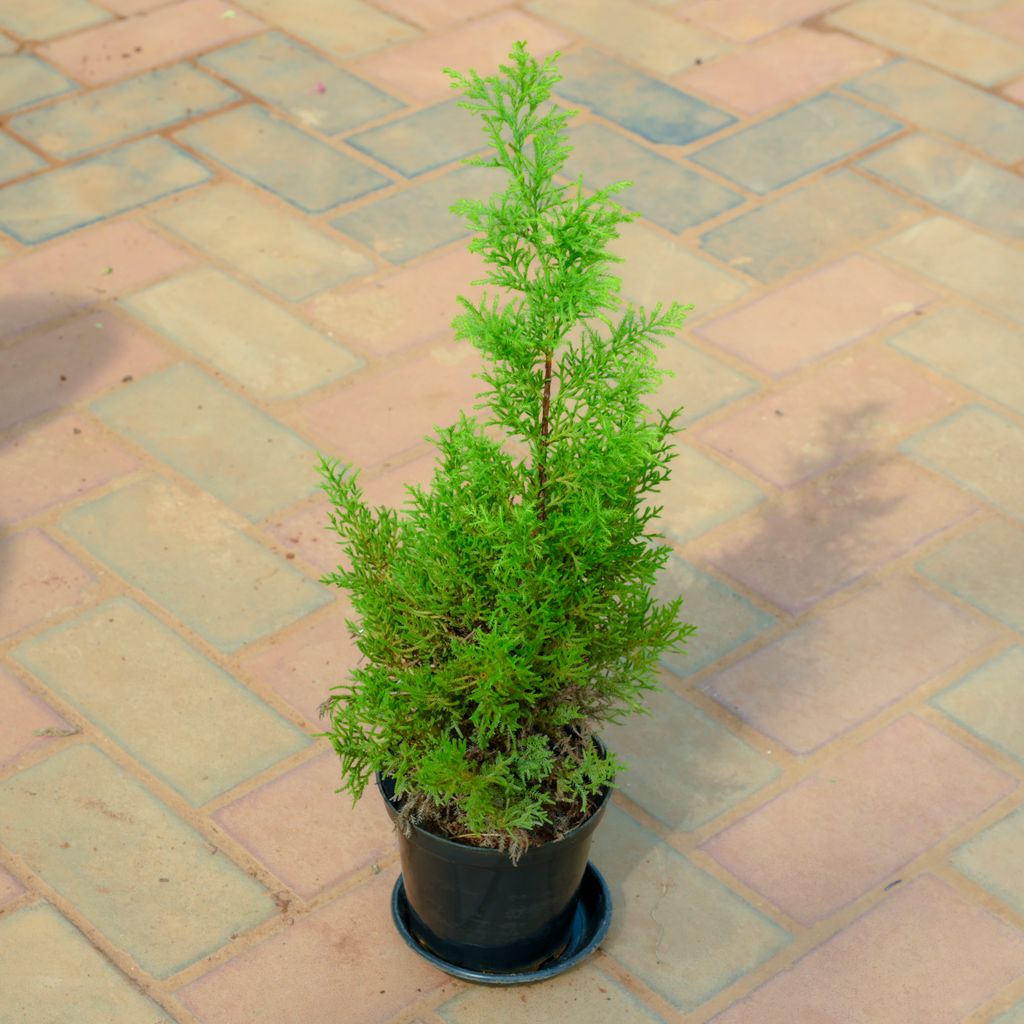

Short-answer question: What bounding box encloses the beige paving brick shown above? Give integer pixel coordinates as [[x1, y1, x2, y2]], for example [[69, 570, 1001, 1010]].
[[38, 0, 264, 86], [0, 529, 96, 640], [680, 0, 848, 41], [888, 305, 1024, 414], [175, 871, 444, 1024], [13, 598, 310, 805], [0, 0, 109, 39], [0, 903, 173, 1024], [904, 406, 1024, 520], [0, 219, 191, 341], [0, 664, 72, 769], [653, 336, 757, 426], [152, 184, 374, 303], [352, 9, 568, 101], [375, 0, 509, 28], [704, 716, 1016, 923], [827, 0, 1024, 86], [703, 575, 1000, 754], [0, 413, 137, 523], [953, 806, 1024, 916], [0, 744, 275, 979], [213, 750, 392, 899], [696, 345, 957, 487], [710, 875, 1024, 1023], [59, 475, 330, 653], [122, 267, 363, 399]]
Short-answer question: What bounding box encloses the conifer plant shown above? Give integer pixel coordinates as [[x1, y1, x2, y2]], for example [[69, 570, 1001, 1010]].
[[318, 41, 695, 861]]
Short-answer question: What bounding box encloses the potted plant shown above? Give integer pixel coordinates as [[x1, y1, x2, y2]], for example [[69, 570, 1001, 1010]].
[[317, 41, 695, 982]]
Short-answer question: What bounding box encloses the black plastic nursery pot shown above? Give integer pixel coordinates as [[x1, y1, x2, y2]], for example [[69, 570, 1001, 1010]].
[[376, 747, 612, 979]]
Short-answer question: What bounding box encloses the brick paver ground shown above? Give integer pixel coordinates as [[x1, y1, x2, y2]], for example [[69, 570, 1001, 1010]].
[[1, 1, 1023, 1021]]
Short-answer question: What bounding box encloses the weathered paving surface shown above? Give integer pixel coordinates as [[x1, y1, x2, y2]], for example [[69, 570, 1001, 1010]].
[[1, 1, 1023, 1021]]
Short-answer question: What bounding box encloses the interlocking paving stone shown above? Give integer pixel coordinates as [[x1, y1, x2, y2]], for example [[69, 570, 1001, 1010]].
[[175, 870, 444, 1024], [348, 98, 486, 176], [827, 0, 1024, 85], [877, 217, 1024, 323], [13, 598, 310, 805], [176, 105, 390, 215], [564, 123, 745, 234], [709, 874, 1024, 1023], [37, 0, 263, 86], [374, 0, 508, 27], [607, 685, 779, 830], [678, 26, 885, 114], [903, 406, 1024, 521], [0, 0, 109, 39], [697, 346, 956, 487], [704, 716, 1016, 923], [0, 744, 276, 979], [439, 963, 668, 1023], [0, 864, 22, 908], [92, 364, 320, 521], [238, 0, 417, 59], [655, 444, 764, 543], [528, 0, 729, 75], [0, 137, 209, 244], [0, 413, 138, 523], [0, 904, 173, 1024], [0, 310, 170, 432], [199, 31, 403, 136], [151, 183, 372, 303], [994, 1000, 1024, 1024], [654, 556, 777, 678], [934, 647, 1024, 766], [680, 0, 848, 41], [700, 169, 920, 283], [0, 220, 192, 340], [60, 475, 330, 653], [329, 164, 499, 263], [296, 340, 483, 467], [213, 750, 392, 898], [703, 576, 1000, 754], [694, 254, 936, 377], [0, 529, 96, 640], [860, 133, 1024, 240], [918, 517, 1024, 632], [694, 456, 978, 614], [122, 267, 363, 399], [888, 305, 1024, 414], [0, 54, 75, 115], [844, 59, 1024, 164], [350, 9, 567, 102], [0, 664, 71, 769], [0, 32, 14, 53], [593, 805, 791, 1011], [953, 807, 1024, 917], [0, 132, 45, 184], [553, 48, 735, 146], [9, 64, 238, 161], [982, 0, 1024, 42], [692, 93, 901, 194]]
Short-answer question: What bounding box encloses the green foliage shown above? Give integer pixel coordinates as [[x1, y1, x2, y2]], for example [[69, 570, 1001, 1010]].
[[317, 41, 696, 854]]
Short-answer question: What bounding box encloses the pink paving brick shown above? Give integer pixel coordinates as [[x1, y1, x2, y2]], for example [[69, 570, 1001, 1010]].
[[693, 255, 938, 377], [710, 874, 1024, 1023], [0, 414, 137, 523], [703, 716, 1016, 923], [295, 340, 485, 469], [695, 345, 957, 487], [175, 871, 444, 1024], [679, 0, 850, 41], [700, 575, 1001, 754], [351, 9, 569, 101], [675, 27, 886, 114], [0, 864, 23, 908], [0, 664, 73, 769], [692, 456, 978, 613], [305, 247, 486, 358], [0, 310, 171, 433], [239, 602, 360, 725], [37, 0, 264, 86], [1004, 76, 1024, 102], [0, 220, 192, 341], [98, 0, 176, 13], [374, 0, 511, 28], [213, 751, 393, 899], [981, 0, 1024, 44], [0, 530, 96, 640]]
